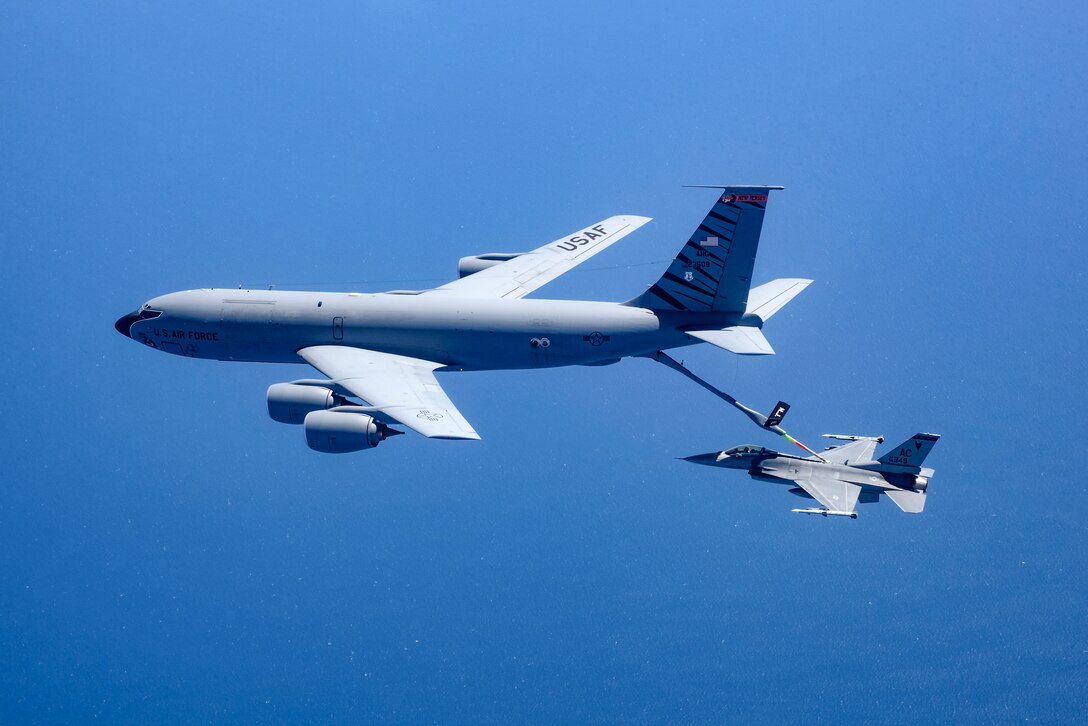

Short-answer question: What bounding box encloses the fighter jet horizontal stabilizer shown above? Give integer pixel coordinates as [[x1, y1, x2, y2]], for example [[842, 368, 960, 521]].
[[791, 507, 858, 519]]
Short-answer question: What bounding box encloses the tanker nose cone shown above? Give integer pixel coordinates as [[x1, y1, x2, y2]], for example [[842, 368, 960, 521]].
[[114, 311, 140, 338]]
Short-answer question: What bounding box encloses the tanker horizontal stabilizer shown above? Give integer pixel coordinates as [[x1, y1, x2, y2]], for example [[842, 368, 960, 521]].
[[686, 327, 774, 355], [745, 278, 813, 322]]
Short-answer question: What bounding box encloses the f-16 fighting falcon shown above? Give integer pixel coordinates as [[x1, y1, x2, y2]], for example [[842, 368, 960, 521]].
[[115, 186, 811, 453], [685, 433, 941, 518]]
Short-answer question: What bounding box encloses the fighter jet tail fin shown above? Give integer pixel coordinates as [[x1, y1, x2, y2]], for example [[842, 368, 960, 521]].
[[877, 433, 940, 472], [628, 186, 784, 313]]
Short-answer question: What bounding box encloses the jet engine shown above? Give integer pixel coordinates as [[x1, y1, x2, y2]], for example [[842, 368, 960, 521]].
[[303, 410, 401, 453], [457, 252, 527, 278], [914, 476, 929, 492], [267, 382, 349, 424]]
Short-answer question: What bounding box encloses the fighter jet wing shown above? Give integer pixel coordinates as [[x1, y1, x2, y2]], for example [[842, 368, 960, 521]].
[[819, 439, 879, 465], [297, 345, 480, 440], [794, 478, 862, 514], [427, 215, 652, 299]]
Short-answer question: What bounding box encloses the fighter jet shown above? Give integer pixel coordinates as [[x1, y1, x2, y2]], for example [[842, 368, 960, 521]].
[[685, 433, 940, 517], [114, 186, 811, 453]]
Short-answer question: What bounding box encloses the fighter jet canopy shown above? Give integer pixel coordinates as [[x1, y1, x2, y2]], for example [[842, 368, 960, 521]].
[[724, 445, 771, 457]]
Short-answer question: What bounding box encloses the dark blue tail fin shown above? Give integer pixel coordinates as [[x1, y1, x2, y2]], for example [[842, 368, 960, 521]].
[[630, 185, 783, 312], [877, 433, 940, 471]]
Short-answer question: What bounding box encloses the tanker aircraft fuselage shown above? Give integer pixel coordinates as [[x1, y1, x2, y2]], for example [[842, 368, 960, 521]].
[[115, 186, 812, 452], [117, 289, 748, 370]]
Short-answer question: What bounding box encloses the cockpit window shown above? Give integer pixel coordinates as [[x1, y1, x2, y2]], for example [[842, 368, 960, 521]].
[[137, 309, 162, 320], [725, 445, 768, 457]]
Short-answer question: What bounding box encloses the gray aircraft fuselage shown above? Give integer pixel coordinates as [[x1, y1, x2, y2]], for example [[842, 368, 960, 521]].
[[688, 448, 926, 494], [116, 288, 758, 370]]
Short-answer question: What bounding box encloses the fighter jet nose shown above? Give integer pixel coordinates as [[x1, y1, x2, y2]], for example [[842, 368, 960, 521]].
[[683, 452, 724, 466], [114, 312, 140, 338]]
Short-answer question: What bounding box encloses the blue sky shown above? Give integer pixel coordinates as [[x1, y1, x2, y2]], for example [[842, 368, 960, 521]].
[[2, 1, 1086, 722]]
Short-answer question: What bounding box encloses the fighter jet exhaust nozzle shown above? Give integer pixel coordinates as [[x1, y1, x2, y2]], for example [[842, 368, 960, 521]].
[[303, 410, 401, 453], [914, 476, 929, 492]]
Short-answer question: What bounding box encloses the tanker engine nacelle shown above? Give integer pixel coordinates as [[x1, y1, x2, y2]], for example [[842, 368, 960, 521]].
[[304, 410, 401, 453], [457, 252, 527, 278], [267, 382, 348, 424]]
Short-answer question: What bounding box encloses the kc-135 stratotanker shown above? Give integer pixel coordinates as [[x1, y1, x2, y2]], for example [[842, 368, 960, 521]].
[[115, 186, 811, 453]]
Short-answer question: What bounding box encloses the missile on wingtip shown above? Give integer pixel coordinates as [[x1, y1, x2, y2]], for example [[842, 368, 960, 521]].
[[822, 434, 884, 443], [791, 507, 858, 519]]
